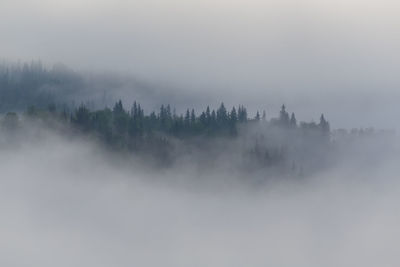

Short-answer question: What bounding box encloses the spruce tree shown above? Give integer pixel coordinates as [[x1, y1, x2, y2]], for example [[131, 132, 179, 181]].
[[290, 112, 297, 127]]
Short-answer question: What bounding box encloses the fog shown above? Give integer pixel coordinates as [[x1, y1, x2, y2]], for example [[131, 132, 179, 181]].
[[0, 121, 399, 267], [1, 0, 400, 128], [1, 0, 400, 265]]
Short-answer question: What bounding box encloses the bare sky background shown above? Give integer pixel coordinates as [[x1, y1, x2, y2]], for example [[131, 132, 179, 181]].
[[1, 0, 400, 128]]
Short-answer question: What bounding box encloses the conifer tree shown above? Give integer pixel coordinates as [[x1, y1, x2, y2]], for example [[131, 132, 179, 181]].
[[279, 104, 290, 126], [238, 105, 248, 122], [290, 112, 297, 127], [230, 107, 237, 122], [190, 109, 196, 125], [319, 114, 330, 135], [217, 103, 228, 123], [184, 109, 190, 127]]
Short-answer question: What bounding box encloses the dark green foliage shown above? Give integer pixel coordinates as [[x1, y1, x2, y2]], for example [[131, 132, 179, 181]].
[[16, 101, 330, 172], [217, 103, 228, 124], [238, 105, 248, 122], [112, 100, 129, 136], [24, 101, 330, 143]]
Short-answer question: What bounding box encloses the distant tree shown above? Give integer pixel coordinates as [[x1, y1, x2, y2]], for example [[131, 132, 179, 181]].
[[190, 109, 196, 125], [319, 114, 330, 135], [290, 112, 297, 128], [211, 110, 217, 130], [148, 111, 157, 131], [159, 105, 168, 130], [113, 100, 129, 135], [279, 104, 290, 126], [184, 109, 190, 128], [206, 106, 211, 124], [131, 101, 138, 118], [216, 103, 228, 123], [113, 100, 124, 115], [93, 108, 113, 142], [230, 107, 237, 122], [199, 112, 207, 130], [229, 106, 238, 135], [238, 105, 248, 122], [73, 105, 91, 131], [166, 105, 172, 125]]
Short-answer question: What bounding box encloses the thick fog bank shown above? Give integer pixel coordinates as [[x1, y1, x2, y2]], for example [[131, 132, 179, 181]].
[[1, 126, 400, 266]]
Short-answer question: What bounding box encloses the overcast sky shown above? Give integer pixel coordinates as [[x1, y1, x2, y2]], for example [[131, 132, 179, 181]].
[[1, 0, 400, 128]]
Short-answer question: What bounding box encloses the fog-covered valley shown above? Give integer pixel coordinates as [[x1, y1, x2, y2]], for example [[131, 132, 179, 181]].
[[2, 0, 400, 264], [0, 59, 398, 266], [0, 60, 399, 266], [1, 121, 399, 267]]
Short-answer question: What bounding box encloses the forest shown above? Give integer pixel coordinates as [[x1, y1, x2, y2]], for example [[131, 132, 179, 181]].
[[1, 97, 333, 176], [0, 61, 393, 178]]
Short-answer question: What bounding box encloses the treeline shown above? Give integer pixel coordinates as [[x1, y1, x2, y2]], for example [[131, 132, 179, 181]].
[[0, 101, 332, 174], [10, 101, 331, 169], [21, 101, 330, 140], [0, 60, 330, 140]]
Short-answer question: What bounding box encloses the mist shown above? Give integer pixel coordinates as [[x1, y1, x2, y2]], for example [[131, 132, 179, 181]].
[[1, 0, 400, 265], [0, 118, 399, 267]]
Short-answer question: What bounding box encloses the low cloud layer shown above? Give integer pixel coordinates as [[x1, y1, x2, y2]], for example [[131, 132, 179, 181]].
[[1, 1, 399, 264], [1, 125, 399, 267]]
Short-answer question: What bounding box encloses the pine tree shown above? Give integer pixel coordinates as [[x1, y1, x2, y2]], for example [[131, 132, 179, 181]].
[[319, 114, 330, 135], [290, 112, 297, 128], [190, 109, 196, 125], [113, 100, 124, 115], [230, 107, 237, 122], [113, 100, 128, 135], [184, 109, 190, 127], [217, 103, 228, 123], [238, 105, 248, 122], [73, 105, 91, 131], [279, 104, 290, 126], [206, 106, 211, 125]]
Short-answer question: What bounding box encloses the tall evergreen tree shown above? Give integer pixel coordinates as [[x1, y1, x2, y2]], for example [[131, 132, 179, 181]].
[[319, 114, 330, 135], [190, 109, 196, 125], [290, 112, 297, 128], [206, 106, 211, 124], [184, 109, 190, 127], [230, 107, 237, 122], [238, 105, 248, 122], [217, 103, 228, 123], [279, 104, 290, 126]]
